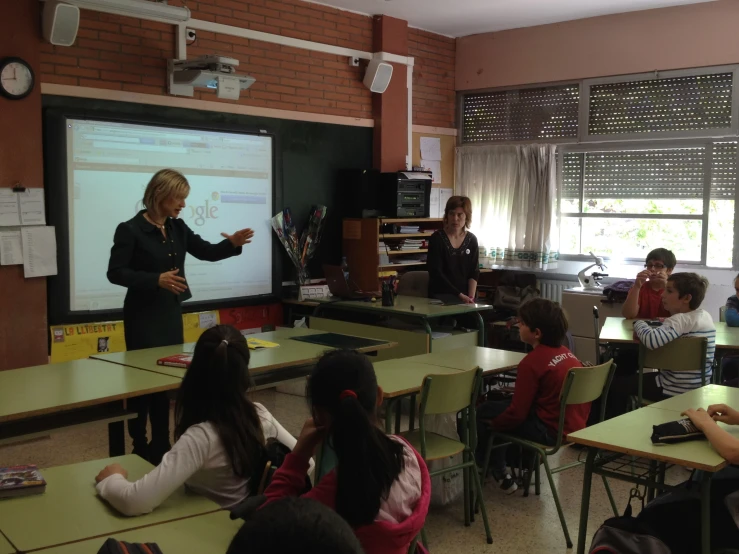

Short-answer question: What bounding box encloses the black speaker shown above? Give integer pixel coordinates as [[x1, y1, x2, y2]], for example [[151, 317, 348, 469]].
[[337, 168, 381, 218]]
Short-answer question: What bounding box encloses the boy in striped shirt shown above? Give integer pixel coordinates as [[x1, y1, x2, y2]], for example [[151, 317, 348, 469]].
[[632, 272, 715, 398]]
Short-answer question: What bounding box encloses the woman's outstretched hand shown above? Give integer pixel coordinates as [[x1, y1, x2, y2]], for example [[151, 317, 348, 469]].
[[222, 228, 254, 248]]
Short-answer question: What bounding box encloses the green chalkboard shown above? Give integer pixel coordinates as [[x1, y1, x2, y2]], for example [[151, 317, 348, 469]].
[[42, 95, 372, 282]]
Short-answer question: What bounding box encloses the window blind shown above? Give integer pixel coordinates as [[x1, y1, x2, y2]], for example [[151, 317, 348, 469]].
[[712, 142, 738, 199], [588, 73, 733, 136], [462, 84, 579, 143]]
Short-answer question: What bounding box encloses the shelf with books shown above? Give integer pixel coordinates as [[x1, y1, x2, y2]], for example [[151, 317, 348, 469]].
[[378, 261, 427, 269], [385, 249, 428, 255]]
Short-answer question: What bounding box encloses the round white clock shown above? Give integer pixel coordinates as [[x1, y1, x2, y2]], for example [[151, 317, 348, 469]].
[[0, 57, 35, 100]]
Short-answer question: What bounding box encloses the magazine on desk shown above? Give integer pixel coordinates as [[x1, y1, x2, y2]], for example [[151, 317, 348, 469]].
[[0, 465, 46, 498]]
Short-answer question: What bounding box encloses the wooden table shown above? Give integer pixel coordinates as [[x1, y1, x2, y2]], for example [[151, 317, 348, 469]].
[[37, 511, 241, 554], [600, 317, 739, 350], [92, 327, 395, 384], [402, 346, 525, 375], [569, 406, 738, 554], [0, 455, 221, 553], [647, 384, 739, 413], [313, 295, 495, 350], [0, 359, 181, 456]]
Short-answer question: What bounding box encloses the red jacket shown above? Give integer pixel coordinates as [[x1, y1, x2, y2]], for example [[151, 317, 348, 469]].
[[489, 345, 590, 436], [638, 284, 671, 319], [264, 437, 431, 554]]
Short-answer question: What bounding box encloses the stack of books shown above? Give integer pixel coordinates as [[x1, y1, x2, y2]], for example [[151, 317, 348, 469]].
[[401, 239, 425, 251], [399, 225, 420, 234]]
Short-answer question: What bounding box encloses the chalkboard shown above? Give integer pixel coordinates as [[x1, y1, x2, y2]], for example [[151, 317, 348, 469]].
[[42, 95, 373, 284]]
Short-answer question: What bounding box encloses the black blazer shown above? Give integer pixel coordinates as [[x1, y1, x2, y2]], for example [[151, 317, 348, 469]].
[[108, 210, 242, 303]]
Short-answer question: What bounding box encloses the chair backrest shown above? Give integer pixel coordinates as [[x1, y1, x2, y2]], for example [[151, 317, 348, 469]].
[[418, 368, 481, 416], [397, 271, 429, 298], [639, 336, 707, 373], [720, 305, 727, 322], [593, 305, 601, 363]]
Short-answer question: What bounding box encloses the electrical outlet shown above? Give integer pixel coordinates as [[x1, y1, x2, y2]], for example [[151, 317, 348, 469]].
[[349, 56, 360, 67]]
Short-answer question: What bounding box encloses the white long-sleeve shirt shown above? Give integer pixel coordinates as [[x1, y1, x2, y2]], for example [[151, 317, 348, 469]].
[[97, 403, 304, 515], [633, 309, 716, 396]]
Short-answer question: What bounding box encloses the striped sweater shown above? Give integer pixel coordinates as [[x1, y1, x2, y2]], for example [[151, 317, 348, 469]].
[[633, 309, 716, 397]]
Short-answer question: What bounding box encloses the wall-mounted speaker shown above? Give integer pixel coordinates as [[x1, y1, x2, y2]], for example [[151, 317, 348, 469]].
[[43, 1, 80, 47], [363, 59, 393, 94]]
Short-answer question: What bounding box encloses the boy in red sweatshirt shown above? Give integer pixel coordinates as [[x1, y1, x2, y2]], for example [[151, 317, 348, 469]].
[[477, 298, 589, 494]]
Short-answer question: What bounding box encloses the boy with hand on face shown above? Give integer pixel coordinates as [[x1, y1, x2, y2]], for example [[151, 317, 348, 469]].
[[622, 248, 676, 319]]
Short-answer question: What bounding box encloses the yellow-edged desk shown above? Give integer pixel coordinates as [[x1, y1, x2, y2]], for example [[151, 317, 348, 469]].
[[0, 455, 221, 553], [311, 296, 496, 358], [646, 383, 739, 413], [601, 317, 739, 350], [36, 511, 241, 554], [92, 327, 396, 386], [569, 405, 738, 554], [0, 359, 180, 457]]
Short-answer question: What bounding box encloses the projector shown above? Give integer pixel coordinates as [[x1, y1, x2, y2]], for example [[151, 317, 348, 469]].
[[168, 55, 256, 100]]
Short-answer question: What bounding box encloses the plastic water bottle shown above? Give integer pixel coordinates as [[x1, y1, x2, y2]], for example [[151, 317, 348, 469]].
[[341, 256, 350, 282]]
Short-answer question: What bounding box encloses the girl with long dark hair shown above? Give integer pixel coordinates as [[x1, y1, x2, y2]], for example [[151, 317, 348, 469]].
[[94, 325, 299, 515], [263, 349, 431, 554]]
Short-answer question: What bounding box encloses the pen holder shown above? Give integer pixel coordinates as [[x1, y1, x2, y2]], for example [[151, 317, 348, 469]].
[[381, 283, 395, 307]]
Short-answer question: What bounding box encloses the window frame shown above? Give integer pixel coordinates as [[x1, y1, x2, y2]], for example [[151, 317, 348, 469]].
[[557, 139, 738, 268], [579, 66, 739, 143]]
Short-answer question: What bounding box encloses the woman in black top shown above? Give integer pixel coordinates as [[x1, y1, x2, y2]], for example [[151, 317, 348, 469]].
[[427, 195, 479, 303], [107, 169, 254, 463]]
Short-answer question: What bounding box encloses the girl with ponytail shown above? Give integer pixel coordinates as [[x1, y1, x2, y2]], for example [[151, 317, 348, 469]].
[[263, 349, 431, 554], [94, 325, 302, 516]]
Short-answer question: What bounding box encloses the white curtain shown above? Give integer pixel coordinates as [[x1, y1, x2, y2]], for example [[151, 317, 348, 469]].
[[455, 144, 559, 269]]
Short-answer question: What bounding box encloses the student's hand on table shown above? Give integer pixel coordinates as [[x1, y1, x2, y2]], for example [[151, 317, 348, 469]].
[[635, 269, 650, 287], [681, 408, 717, 432], [707, 404, 739, 426], [95, 463, 128, 483], [158, 269, 187, 294], [221, 228, 254, 247], [293, 418, 326, 460], [458, 293, 474, 304]]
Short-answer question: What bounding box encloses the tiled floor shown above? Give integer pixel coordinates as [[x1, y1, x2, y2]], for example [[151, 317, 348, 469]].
[[0, 389, 679, 553]]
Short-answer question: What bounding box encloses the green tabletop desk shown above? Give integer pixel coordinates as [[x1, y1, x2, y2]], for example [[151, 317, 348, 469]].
[[569, 407, 736, 554], [0, 455, 220, 553], [0, 532, 13, 554], [601, 317, 739, 350], [647, 384, 739, 414], [312, 295, 495, 351], [36, 510, 241, 554], [0, 359, 180, 456], [403, 347, 525, 375], [92, 327, 395, 384]]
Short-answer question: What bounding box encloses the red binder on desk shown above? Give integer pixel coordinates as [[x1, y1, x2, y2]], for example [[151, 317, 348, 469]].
[[157, 354, 192, 368]]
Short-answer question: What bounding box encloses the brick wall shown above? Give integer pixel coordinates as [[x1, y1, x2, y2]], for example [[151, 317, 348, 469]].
[[39, 0, 456, 127], [409, 28, 456, 128]]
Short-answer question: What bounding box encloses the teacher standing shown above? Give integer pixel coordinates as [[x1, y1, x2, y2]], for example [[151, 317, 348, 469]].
[[426, 195, 479, 304], [107, 169, 254, 464]]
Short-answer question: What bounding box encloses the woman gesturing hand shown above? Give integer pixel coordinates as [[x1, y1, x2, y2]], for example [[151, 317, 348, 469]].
[[221, 228, 254, 248], [159, 269, 187, 294]]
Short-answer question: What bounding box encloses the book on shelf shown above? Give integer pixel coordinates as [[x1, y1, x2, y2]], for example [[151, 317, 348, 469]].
[[0, 465, 46, 498]]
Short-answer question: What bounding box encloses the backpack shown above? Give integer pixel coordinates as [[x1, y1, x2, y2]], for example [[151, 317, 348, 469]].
[[589, 503, 671, 554], [97, 538, 164, 554]]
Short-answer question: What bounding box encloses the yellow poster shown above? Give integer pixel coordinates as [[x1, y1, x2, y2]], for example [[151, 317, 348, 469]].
[[182, 311, 220, 344], [50, 321, 126, 363]]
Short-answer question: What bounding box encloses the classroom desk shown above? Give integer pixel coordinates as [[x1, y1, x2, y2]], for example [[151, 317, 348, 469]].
[[0, 532, 13, 554], [92, 327, 395, 384], [569, 406, 738, 554], [37, 511, 241, 554], [403, 346, 525, 375], [312, 295, 495, 350], [646, 384, 739, 413], [0, 359, 181, 456], [0, 455, 220, 553], [600, 317, 739, 350]]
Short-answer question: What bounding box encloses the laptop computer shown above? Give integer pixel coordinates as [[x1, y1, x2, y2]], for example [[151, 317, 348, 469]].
[[323, 265, 378, 299]]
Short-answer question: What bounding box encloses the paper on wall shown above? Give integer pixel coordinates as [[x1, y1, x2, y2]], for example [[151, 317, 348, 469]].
[[19, 188, 46, 225], [439, 188, 453, 213], [0, 229, 23, 265], [0, 189, 21, 227], [420, 137, 442, 161], [422, 159, 442, 184], [198, 312, 217, 329], [21, 226, 57, 278], [429, 187, 441, 218]]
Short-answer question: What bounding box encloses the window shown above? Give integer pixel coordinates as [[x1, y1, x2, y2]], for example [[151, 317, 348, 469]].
[[560, 142, 736, 267]]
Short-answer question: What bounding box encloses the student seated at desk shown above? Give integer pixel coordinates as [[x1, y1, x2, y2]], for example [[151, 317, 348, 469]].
[[476, 298, 589, 494], [94, 325, 304, 516], [622, 248, 676, 319], [724, 273, 739, 327], [608, 273, 715, 415], [262, 350, 431, 554]]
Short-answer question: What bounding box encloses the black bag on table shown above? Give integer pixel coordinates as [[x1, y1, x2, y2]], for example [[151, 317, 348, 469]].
[[97, 538, 163, 554]]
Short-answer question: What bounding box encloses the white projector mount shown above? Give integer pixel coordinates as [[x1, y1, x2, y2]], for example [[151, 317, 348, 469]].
[[168, 55, 256, 100]]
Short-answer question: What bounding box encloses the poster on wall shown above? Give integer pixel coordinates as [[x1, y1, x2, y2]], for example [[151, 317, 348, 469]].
[[50, 321, 126, 363]]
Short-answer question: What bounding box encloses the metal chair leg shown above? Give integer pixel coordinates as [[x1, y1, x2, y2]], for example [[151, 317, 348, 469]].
[[534, 452, 541, 496], [542, 455, 573, 548], [470, 455, 494, 545], [602, 475, 618, 516]]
